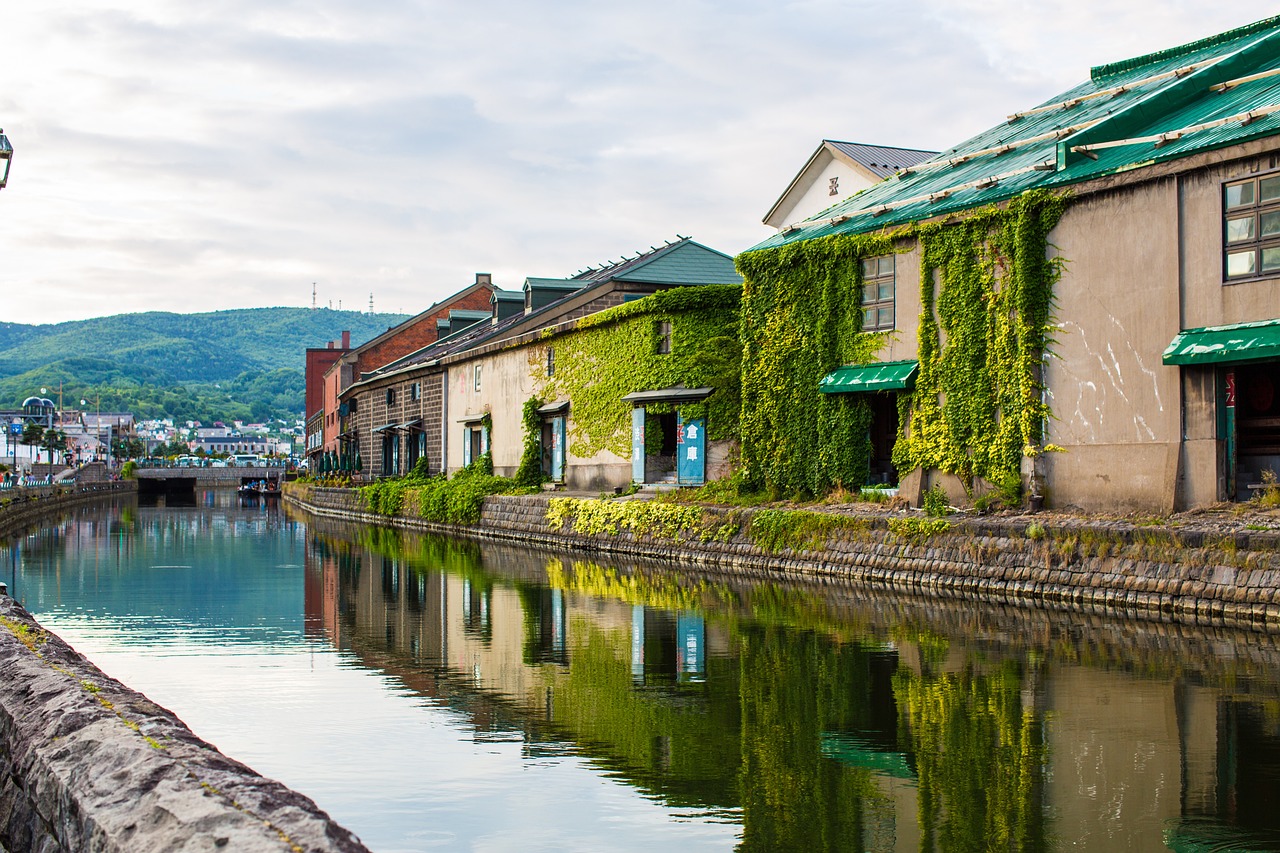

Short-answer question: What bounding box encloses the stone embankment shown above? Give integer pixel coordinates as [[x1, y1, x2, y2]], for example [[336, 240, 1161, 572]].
[[0, 481, 135, 541], [0, 595, 371, 853], [287, 485, 1280, 630], [0, 480, 371, 853]]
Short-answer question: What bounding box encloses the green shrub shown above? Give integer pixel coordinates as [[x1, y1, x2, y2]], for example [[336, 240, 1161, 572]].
[[922, 485, 952, 518], [120, 460, 138, 480]]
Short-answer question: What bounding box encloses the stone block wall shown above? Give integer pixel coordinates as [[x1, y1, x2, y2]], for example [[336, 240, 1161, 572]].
[[0, 596, 370, 853], [287, 486, 1280, 630]]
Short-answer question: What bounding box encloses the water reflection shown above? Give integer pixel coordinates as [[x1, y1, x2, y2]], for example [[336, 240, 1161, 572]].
[[8, 495, 1280, 851]]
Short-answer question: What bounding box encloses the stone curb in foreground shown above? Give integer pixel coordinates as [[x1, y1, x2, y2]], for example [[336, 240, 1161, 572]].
[[0, 596, 371, 853]]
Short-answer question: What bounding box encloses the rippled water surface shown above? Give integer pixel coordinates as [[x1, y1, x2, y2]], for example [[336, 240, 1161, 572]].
[[8, 491, 1280, 852]]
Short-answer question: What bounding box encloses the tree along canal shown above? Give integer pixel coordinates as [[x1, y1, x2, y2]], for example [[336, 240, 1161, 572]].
[[6, 490, 1280, 852]]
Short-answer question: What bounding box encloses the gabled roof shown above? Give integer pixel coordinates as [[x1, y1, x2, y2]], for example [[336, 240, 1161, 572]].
[[827, 141, 939, 178], [763, 140, 938, 227], [752, 15, 1280, 251], [563, 237, 742, 286], [344, 238, 741, 392]]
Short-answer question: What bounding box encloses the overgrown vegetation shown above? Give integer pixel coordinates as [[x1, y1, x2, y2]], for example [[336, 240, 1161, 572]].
[[515, 397, 546, 488], [532, 285, 742, 459], [893, 190, 1067, 491], [360, 464, 527, 525], [735, 189, 1066, 501], [747, 509, 871, 553], [1255, 469, 1280, 509]]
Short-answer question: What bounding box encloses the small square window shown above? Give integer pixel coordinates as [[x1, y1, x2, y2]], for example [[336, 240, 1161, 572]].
[[546, 347, 556, 377], [1227, 182, 1256, 208], [656, 321, 672, 355], [1227, 215, 1255, 243], [386, 389, 396, 406], [474, 364, 482, 392], [1227, 250, 1257, 278]]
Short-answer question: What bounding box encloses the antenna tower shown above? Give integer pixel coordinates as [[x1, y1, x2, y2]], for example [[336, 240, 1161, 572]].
[[311, 282, 317, 310], [369, 292, 374, 314]]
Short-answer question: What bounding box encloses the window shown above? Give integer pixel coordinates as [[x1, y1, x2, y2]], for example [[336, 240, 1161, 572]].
[[861, 255, 895, 331], [1224, 174, 1280, 280], [385, 388, 396, 406], [546, 347, 555, 378], [409, 382, 420, 402], [474, 364, 482, 392], [656, 321, 672, 355]]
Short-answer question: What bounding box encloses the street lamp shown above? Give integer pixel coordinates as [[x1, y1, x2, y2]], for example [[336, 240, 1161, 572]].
[[0, 129, 11, 190]]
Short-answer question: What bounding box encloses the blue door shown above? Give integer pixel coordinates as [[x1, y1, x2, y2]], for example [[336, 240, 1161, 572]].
[[676, 413, 706, 485], [550, 415, 565, 482], [631, 407, 646, 483]]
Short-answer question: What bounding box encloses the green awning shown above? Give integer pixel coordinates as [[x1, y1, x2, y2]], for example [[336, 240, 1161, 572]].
[[819, 360, 918, 393], [1163, 318, 1280, 365]]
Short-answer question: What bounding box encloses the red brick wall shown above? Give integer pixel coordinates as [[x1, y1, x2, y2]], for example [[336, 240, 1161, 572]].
[[304, 348, 345, 419], [355, 286, 494, 375]]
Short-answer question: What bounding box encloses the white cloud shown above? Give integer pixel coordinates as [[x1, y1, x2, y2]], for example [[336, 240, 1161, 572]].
[[0, 0, 1276, 323]]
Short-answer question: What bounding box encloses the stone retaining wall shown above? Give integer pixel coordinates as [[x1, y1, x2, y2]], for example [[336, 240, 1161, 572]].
[[0, 595, 370, 853], [287, 485, 1280, 630], [0, 482, 136, 542]]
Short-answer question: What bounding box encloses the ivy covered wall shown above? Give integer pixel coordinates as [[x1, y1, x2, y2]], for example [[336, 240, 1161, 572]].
[[736, 189, 1065, 499], [735, 232, 897, 496], [534, 284, 742, 460]]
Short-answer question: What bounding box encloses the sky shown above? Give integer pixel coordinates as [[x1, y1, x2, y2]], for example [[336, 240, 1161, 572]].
[[2, 1, 1278, 325]]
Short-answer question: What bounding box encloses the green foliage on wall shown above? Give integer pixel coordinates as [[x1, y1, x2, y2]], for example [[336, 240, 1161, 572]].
[[735, 231, 897, 497], [534, 285, 742, 459], [736, 189, 1065, 498], [893, 189, 1066, 489], [515, 397, 546, 488]]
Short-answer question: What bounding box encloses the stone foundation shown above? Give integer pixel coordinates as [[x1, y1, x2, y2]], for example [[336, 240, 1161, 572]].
[[286, 485, 1280, 630]]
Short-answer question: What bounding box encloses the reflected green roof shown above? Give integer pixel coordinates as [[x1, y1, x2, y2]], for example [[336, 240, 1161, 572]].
[[819, 360, 918, 393], [751, 16, 1280, 251], [1162, 318, 1280, 364]]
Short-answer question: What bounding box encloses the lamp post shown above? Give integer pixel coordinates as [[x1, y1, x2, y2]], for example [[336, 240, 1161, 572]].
[[0, 129, 12, 190]]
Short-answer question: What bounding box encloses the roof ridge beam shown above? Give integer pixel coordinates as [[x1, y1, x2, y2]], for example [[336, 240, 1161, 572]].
[[1057, 27, 1280, 170]]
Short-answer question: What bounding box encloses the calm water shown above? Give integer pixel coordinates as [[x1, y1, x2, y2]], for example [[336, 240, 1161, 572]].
[[6, 491, 1280, 852]]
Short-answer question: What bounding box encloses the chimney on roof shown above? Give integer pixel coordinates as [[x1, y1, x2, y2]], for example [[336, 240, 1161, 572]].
[[327, 341, 334, 349], [476, 273, 492, 287], [341, 330, 350, 349]]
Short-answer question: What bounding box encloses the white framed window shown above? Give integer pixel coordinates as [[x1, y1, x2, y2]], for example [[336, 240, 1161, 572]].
[[474, 364, 482, 392]]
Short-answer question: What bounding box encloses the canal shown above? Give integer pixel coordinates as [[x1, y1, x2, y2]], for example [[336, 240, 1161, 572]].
[[6, 490, 1280, 852]]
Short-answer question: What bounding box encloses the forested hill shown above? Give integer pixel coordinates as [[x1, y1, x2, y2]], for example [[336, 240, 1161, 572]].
[[0, 307, 409, 424]]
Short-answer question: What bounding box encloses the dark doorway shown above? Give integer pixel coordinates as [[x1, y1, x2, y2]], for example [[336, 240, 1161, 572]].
[[645, 411, 677, 484], [1235, 362, 1280, 500], [867, 393, 900, 486]]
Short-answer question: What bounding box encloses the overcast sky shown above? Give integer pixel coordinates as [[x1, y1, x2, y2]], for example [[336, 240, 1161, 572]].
[[1, 2, 1276, 325]]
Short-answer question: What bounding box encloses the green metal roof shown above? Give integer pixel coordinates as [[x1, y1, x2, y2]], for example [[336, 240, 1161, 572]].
[[1163, 318, 1280, 364], [750, 16, 1280, 252], [819, 360, 918, 393]]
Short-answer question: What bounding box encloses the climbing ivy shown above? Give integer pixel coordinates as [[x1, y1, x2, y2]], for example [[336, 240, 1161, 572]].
[[892, 189, 1066, 489], [735, 231, 898, 496], [515, 396, 545, 488], [736, 189, 1065, 498], [533, 285, 742, 460]]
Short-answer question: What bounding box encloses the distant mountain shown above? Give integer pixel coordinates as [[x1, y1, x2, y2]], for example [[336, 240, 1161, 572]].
[[0, 307, 409, 423]]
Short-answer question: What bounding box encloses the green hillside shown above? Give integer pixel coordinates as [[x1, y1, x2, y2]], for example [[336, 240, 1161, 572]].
[[0, 307, 409, 423]]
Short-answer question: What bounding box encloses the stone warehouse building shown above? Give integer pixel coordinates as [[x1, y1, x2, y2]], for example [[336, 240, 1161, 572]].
[[739, 15, 1280, 514], [338, 238, 743, 489]]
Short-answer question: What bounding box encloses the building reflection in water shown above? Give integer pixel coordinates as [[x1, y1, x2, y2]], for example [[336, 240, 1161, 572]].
[[297, 518, 1280, 852]]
